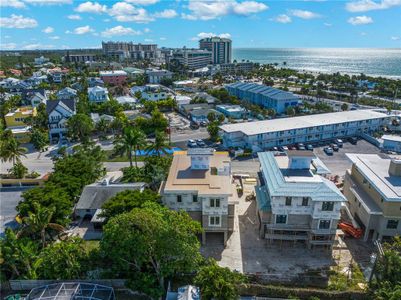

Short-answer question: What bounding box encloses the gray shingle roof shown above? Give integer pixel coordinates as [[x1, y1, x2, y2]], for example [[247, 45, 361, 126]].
[[75, 182, 147, 210]]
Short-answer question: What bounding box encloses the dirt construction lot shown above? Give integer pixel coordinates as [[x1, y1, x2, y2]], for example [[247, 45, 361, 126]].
[[201, 178, 374, 280]]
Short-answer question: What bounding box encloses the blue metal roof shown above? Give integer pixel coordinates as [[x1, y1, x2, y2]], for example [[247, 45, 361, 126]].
[[226, 82, 299, 102], [258, 152, 345, 202]]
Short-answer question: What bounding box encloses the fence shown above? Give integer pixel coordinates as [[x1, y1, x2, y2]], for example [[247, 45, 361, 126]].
[[8, 279, 127, 291]]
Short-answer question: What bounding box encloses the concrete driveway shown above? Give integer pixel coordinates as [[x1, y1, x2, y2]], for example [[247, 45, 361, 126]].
[[0, 188, 24, 235]]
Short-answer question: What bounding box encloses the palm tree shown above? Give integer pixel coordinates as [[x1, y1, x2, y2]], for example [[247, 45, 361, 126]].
[[18, 203, 65, 248], [114, 126, 147, 167], [0, 130, 27, 166], [146, 130, 170, 157], [1, 229, 41, 279], [96, 118, 110, 135]]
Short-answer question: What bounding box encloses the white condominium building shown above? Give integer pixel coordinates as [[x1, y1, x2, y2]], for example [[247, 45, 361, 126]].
[[220, 110, 390, 151]]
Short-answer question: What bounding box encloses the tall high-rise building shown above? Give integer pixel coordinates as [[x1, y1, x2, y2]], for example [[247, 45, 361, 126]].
[[199, 37, 232, 64], [172, 48, 212, 69]]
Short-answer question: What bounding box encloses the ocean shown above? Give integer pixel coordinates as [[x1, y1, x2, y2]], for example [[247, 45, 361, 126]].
[[232, 48, 401, 79]]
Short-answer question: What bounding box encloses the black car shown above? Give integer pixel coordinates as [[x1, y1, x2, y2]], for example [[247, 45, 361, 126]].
[[349, 137, 358, 145]]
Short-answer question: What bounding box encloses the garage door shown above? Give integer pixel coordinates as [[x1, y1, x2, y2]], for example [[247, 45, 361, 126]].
[[205, 232, 225, 246]]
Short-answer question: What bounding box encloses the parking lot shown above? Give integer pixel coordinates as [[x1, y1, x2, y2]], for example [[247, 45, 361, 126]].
[[314, 139, 382, 176]]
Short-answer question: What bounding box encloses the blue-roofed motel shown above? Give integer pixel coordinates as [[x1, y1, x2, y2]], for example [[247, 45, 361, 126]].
[[225, 82, 300, 114]]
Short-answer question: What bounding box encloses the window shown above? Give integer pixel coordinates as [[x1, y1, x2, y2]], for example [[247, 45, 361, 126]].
[[363, 178, 367, 184], [210, 198, 220, 208], [302, 197, 309, 206], [285, 197, 292, 206], [319, 220, 331, 229], [177, 195, 182, 203], [193, 195, 198, 203], [209, 216, 221, 226], [276, 215, 287, 224], [322, 202, 334, 211], [387, 220, 399, 229]]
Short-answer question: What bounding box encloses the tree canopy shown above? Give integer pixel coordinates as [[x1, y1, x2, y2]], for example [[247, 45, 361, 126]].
[[100, 203, 202, 298], [194, 259, 246, 300], [101, 189, 160, 221]]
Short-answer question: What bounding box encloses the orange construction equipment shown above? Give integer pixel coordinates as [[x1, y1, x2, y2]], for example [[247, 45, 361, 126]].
[[338, 221, 364, 239]]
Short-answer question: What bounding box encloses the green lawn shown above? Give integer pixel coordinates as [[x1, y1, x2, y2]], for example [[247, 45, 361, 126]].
[[82, 240, 100, 253]]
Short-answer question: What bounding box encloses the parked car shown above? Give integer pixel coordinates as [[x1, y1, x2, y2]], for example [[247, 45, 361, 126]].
[[279, 146, 289, 152], [331, 143, 339, 151], [187, 139, 197, 148], [190, 122, 199, 130], [297, 143, 306, 150], [288, 145, 297, 150], [335, 139, 343, 147], [349, 137, 358, 145], [306, 144, 313, 151], [196, 139, 206, 147], [200, 121, 207, 127], [324, 147, 334, 155]]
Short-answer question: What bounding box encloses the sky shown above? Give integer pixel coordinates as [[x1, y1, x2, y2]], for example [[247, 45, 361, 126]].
[[0, 0, 401, 50]]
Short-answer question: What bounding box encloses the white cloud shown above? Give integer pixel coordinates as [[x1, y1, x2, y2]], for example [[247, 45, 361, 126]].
[[125, 0, 159, 5], [346, 0, 401, 12], [0, 14, 38, 28], [159, 37, 166, 40], [0, 0, 26, 9], [0, 43, 17, 50], [191, 32, 231, 41], [153, 9, 178, 18], [108, 2, 154, 23], [75, 1, 106, 14], [42, 26, 54, 33], [68, 14, 81, 20], [182, 0, 268, 20], [273, 14, 292, 23], [348, 15, 373, 25], [360, 31, 367, 35], [22, 43, 54, 50], [144, 27, 151, 33], [144, 38, 153, 42], [24, 0, 72, 5], [101, 25, 142, 37], [290, 9, 321, 19], [69, 25, 94, 34], [391, 36, 400, 40], [49, 35, 60, 39], [232, 1, 268, 15], [324, 22, 332, 26]]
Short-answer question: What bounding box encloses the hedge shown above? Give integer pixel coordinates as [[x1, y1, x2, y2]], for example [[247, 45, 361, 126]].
[[238, 283, 368, 300]]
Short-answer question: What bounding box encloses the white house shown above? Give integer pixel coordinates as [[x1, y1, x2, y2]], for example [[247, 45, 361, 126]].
[[29, 92, 48, 107], [46, 99, 76, 143], [56, 87, 77, 100], [131, 84, 172, 101], [160, 148, 235, 245], [145, 68, 173, 84], [256, 151, 346, 249], [88, 86, 109, 103]]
